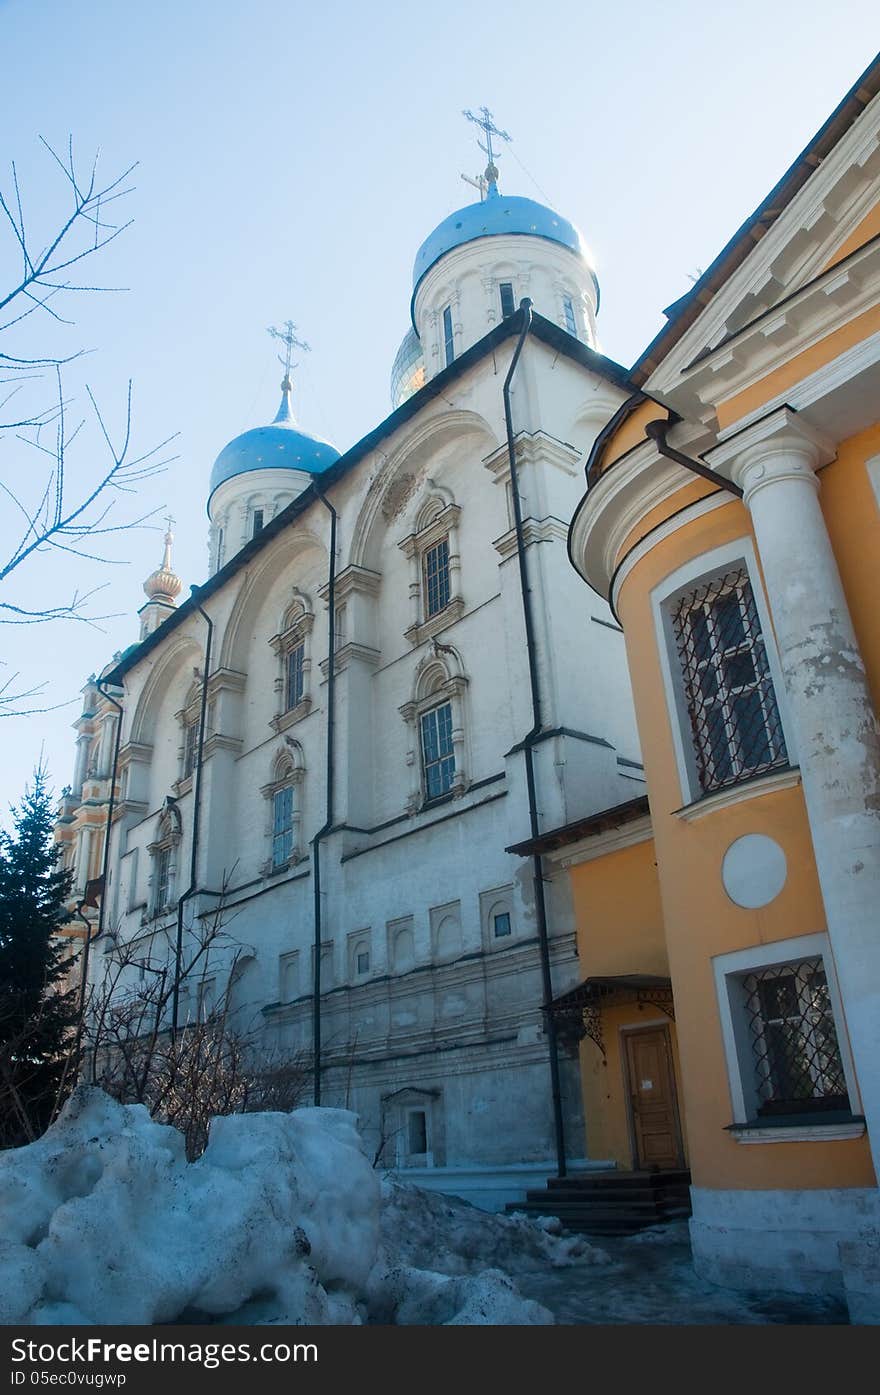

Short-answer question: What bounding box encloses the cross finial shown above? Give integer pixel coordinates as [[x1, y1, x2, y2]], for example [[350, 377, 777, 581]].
[[164, 513, 175, 538], [462, 106, 511, 193], [267, 320, 311, 388]]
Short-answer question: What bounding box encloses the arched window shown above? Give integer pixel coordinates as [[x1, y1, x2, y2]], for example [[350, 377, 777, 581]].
[[175, 679, 203, 787], [261, 744, 304, 874], [146, 801, 182, 918], [399, 647, 469, 811], [269, 592, 314, 733], [398, 486, 464, 647]]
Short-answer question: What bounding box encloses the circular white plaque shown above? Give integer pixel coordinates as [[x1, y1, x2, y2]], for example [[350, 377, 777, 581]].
[[722, 834, 787, 909]]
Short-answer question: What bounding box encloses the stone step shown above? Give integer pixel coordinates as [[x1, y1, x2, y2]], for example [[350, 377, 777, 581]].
[[546, 1170, 690, 1190], [522, 1192, 663, 1212], [528, 1185, 662, 1203]]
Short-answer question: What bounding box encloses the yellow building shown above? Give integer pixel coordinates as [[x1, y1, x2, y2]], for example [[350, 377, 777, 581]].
[[555, 55, 880, 1316]]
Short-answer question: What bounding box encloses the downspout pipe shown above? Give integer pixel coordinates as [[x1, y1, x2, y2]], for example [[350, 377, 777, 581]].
[[503, 298, 567, 1178], [310, 481, 338, 1106], [171, 594, 213, 1039], [644, 418, 743, 498]]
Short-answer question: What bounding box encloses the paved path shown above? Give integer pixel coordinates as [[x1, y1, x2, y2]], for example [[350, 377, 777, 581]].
[[513, 1223, 848, 1325]]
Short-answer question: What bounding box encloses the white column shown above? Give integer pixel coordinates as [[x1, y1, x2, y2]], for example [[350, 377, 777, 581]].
[[719, 408, 880, 1173]]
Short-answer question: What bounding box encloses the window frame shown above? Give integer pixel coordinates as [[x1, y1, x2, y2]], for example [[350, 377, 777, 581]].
[[499, 281, 516, 319], [712, 932, 860, 1128], [419, 699, 456, 803], [269, 594, 314, 734], [652, 538, 796, 807], [261, 746, 304, 876], [285, 641, 305, 712], [271, 784, 295, 870], [422, 536, 452, 619], [563, 295, 578, 338], [442, 304, 454, 366], [146, 804, 182, 920]]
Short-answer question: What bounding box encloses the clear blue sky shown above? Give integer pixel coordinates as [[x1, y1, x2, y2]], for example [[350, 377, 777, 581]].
[[1, 0, 876, 817]]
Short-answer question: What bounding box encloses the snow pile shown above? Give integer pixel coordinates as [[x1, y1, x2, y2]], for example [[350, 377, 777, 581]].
[[0, 1088, 558, 1326], [381, 1178, 610, 1273]]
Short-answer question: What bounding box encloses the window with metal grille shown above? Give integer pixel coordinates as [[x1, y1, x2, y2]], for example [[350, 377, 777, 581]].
[[742, 958, 849, 1115], [252, 508, 264, 538], [670, 567, 787, 794], [286, 642, 305, 710], [420, 701, 455, 800], [154, 846, 171, 911], [443, 305, 454, 366], [272, 785, 294, 869], [183, 720, 198, 778], [500, 282, 516, 318], [563, 296, 577, 337], [423, 538, 451, 618]]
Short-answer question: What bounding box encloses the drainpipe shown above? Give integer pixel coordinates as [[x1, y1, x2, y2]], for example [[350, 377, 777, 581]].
[[310, 481, 338, 1105], [171, 594, 213, 1039], [644, 418, 742, 498], [504, 298, 567, 1178]]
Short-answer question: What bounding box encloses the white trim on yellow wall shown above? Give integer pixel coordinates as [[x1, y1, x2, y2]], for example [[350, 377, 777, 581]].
[[711, 931, 862, 1130], [648, 536, 797, 808]]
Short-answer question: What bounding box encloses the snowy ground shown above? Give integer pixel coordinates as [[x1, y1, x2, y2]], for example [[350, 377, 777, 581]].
[[382, 1185, 846, 1326], [0, 1090, 847, 1326]]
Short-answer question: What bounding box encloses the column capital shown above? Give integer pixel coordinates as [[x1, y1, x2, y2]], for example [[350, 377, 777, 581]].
[[706, 406, 835, 505]]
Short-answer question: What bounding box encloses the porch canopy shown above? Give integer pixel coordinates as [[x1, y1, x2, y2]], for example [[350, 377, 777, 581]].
[[550, 974, 674, 1056]]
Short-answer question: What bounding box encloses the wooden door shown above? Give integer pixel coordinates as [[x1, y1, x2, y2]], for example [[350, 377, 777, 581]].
[[624, 1026, 682, 1170]]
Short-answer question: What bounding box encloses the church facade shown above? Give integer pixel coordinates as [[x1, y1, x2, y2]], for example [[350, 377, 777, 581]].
[[71, 149, 646, 1190]]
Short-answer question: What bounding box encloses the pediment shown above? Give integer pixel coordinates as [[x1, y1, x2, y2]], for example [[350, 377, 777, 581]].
[[649, 90, 880, 399]]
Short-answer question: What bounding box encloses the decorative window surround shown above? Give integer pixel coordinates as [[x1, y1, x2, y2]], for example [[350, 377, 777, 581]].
[[651, 537, 796, 808], [173, 677, 204, 794], [399, 652, 469, 811], [712, 932, 862, 1137], [398, 500, 463, 646], [480, 885, 516, 953], [669, 565, 788, 795], [260, 743, 305, 876], [144, 800, 182, 921], [269, 593, 315, 734]]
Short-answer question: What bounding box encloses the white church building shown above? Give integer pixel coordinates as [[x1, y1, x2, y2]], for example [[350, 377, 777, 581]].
[[72, 127, 646, 1197]]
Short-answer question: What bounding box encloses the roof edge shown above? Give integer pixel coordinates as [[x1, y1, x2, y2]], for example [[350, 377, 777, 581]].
[[104, 311, 630, 686], [630, 49, 880, 385]]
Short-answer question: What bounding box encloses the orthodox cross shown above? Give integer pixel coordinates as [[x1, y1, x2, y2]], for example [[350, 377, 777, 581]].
[[267, 320, 311, 383], [462, 106, 511, 185]]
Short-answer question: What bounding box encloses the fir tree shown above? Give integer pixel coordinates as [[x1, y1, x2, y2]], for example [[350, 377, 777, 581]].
[[0, 766, 79, 1147]]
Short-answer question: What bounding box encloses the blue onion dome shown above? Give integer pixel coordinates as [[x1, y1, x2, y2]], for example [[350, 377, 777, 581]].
[[412, 183, 594, 300], [208, 378, 341, 504], [390, 327, 426, 408]]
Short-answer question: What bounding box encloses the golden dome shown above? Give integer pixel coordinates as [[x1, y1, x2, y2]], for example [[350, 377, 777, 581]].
[[143, 523, 183, 603]]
